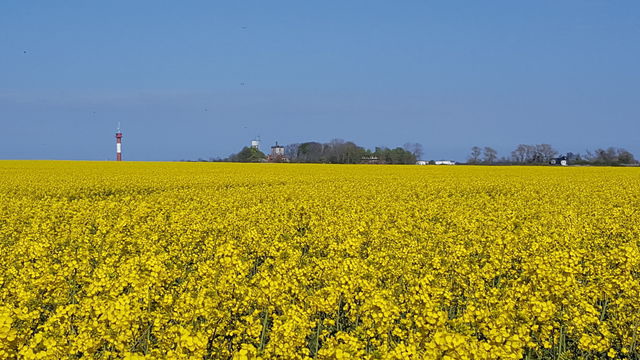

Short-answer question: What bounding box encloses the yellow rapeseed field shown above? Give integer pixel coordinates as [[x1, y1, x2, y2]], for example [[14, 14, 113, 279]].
[[1, 161, 639, 359]]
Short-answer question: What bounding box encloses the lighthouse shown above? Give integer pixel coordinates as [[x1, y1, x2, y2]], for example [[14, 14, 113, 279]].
[[115, 123, 123, 161]]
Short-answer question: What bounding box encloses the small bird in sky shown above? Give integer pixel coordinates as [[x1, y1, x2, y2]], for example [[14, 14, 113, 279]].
[[23, 50, 27, 54], [240, 82, 246, 86], [241, 26, 247, 30]]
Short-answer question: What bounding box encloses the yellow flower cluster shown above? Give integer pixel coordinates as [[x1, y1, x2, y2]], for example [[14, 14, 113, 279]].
[[0, 161, 639, 359]]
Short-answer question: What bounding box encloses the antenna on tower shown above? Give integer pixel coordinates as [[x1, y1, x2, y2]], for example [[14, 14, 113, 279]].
[[117, 122, 121, 132]]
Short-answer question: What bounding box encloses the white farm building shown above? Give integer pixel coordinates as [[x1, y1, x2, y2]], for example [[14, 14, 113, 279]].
[[435, 160, 456, 165]]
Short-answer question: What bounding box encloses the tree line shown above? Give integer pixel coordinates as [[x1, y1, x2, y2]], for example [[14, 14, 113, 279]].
[[190, 142, 637, 166], [225, 139, 423, 164], [467, 144, 638, 166]]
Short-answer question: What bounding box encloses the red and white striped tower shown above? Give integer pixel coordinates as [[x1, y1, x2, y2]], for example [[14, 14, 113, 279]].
[[115, 123, 123, 161]]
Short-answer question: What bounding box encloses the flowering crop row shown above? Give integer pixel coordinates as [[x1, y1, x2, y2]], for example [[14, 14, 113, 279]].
[[1, 161, 639, 359]]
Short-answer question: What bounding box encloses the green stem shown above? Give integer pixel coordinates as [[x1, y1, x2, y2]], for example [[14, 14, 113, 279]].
[[314, 319, 322, 358], [259, 308, 269, 352]]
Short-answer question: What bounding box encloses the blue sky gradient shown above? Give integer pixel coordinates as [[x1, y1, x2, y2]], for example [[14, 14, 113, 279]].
[[1, 1, 639, 161]]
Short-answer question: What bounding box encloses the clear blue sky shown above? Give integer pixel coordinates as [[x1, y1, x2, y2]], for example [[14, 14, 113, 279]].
[[1, 1, 639, 161]]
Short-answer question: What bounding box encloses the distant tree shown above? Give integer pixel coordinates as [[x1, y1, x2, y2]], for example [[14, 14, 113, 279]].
[[297, 142, 324, 162], [510, 144, 557, 163], [289, 139, 370, 164], [583, 150, 595, 163], [229, 146, 266, 162], [482, 147, 498, 164], [285, 143, 300, 161], [510, 144, 530, 163], [586, 147, 637, 165], [469, 146, 482, 164], [565, 152, 582, 163], [403, 142, 424, 160], [339, 141, 368, 164], [374, 147, 416, 164], [601, 148, 617, 163], [324, 139, 345, 163], [617, 149, 636, 164], [535, 144, 558, 163], [414, 143, 424, 160]]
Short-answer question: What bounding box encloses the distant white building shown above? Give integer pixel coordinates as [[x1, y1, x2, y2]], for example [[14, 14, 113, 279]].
[[550, 156, 568, 166], [271, 142, 285, 156], [416, 160, 427, 165], [363, 156, 381, 164], [435, 160, 456, 165], [267, 142, 288, 162]]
